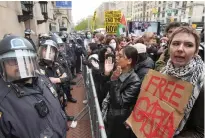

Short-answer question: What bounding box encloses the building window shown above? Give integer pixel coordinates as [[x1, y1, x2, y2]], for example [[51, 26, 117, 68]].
[[159, 1, 161, 4], [158, 7, 161, 18], [174, 10, 178, 16], [162, 12, 165, 17], [182, 1, 187, 8], [175, 2, 179, 8]]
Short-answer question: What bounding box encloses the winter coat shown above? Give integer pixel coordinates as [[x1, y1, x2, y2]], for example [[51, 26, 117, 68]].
[[134, 57, 154, 81], [104, 69, 141, 138], [174, 85, 204, 138]]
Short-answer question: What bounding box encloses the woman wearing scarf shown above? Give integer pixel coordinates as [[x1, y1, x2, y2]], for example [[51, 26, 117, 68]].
[[161, 26, 204, 138]]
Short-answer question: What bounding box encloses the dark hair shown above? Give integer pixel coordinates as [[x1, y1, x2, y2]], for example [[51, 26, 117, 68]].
[[88, 43, 98, 51], [165, 22, 181, 33], [98, 45, 115, 63], [137, 53, 147, 63], [122, 46, 138, 67], [105, 37, 117, 45], [168, 26, 200, 53], [85, 31, 91, 39]]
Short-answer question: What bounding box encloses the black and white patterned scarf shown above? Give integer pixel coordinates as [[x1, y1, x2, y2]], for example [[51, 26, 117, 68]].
[[161, 55, 204, 135]]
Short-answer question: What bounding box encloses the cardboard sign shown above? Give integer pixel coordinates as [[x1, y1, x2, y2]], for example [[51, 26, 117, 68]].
[[126, 69, 193, 138], [104, 10, 121, 34]]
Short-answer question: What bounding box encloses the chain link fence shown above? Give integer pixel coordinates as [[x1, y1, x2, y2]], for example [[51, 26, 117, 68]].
[[82, 65, 107, 138]]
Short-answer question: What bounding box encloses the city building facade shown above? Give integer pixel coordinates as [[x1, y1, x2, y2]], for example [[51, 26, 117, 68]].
[[0, 1, 72, 42], [131, 1, 204, 24]]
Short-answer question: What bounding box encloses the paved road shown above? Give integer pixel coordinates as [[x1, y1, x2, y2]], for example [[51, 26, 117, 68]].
[[66, 74, 92, 138]]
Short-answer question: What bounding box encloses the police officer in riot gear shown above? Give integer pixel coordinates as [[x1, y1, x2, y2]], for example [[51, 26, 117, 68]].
[[50, 34, 77, 103], [51, 34, 77, 82], [0, 35, 67, 138], [38, 39, 75, 121]]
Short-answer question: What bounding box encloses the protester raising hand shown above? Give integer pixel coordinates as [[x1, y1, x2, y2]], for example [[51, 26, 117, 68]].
[[111, 66, 122, 80], [104, 57, 114, 76]]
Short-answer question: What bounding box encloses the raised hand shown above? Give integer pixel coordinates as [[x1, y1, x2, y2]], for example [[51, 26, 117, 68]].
[[111, 66, 122, 80], [104, 57, 114, 76]]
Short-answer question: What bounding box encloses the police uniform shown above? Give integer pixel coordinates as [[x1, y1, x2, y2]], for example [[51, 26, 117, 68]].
[[57, 51, 73, 81], [39, 61, 69, 106], [0, 35, 67, 138], [0, 75, 67, 138], [49, 35, 77, 103], [38, 38, 75, 121]]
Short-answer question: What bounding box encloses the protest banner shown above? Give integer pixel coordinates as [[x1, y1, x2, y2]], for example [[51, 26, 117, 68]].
[[126, 69, 193, 138], [104, 10, 121, 34]]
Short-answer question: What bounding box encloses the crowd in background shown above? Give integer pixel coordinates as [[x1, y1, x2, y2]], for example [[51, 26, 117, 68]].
[[0, 21, 204, 138], [83, 22, 204, 138]]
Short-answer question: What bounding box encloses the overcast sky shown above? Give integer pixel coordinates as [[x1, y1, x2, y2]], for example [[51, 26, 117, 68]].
[[72, 0, 106, 25]]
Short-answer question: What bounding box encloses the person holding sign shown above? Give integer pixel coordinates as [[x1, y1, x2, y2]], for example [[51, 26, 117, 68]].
[[103, 46, 141, 138], [161, 26, 204, 137]]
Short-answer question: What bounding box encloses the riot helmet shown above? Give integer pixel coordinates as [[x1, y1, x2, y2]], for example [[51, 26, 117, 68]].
[[38, 33, 51, 45], [25, 29, 32, 35], [0, 36, 38, 82], [59, 31, 67, 42], [38, 39, 58, 63], [3, 33, 12, 39], [50, 34, 65, 52]]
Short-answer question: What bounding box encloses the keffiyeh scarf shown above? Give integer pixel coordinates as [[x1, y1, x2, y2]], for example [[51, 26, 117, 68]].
[[161, 55, 204, 135]]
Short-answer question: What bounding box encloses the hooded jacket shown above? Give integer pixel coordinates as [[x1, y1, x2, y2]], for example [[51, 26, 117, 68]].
[[134, 57, 154, 81]]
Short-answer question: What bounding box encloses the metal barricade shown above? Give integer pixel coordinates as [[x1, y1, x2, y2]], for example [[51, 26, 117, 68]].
[[82, 65, 107, 138]]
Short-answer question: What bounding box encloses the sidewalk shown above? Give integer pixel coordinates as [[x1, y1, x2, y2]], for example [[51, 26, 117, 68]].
[[66, 74, 92, 138]]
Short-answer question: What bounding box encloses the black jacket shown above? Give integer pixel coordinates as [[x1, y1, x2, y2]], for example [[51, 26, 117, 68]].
[[134, 57, 154, 82], [146, 45, 158, 62], [66, 43, 77, 67], [105, 69, 141, 138], [107, 69, 141, 110], [0, 75, 67, 138], [174, 85, 204, 138]]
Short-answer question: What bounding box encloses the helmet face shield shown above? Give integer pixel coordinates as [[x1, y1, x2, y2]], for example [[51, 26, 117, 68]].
[[0, 50, 38, 82], [38, 45, 57, 62], [58, 43, 66, 52]]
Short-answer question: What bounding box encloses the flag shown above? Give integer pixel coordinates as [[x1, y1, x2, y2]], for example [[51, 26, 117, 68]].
[[116, 14, 127, 37]]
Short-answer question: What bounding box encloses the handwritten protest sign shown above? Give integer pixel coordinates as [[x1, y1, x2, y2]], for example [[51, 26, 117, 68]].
[[104, 10, 121, 34], [126, 69, 193, 138]]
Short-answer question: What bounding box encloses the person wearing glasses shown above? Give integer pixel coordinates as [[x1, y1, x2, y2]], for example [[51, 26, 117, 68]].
[[102, 46, 141, 138]]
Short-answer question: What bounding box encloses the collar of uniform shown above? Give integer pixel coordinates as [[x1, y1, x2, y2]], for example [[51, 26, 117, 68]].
[[119, 69, 134, 82]]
